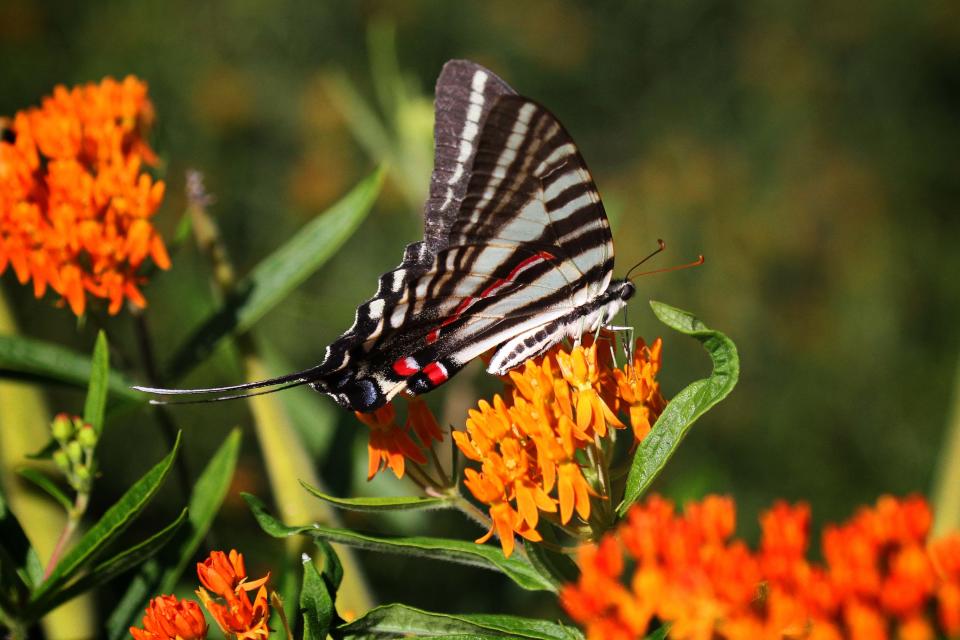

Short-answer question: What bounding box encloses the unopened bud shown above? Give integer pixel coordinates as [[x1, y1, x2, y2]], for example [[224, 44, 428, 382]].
[[74, 465, 91, 483], [53, 450, 71, 472], [77, 425, 98, 449], [51, 413, 74, 441], [66, 440, 83, 464]]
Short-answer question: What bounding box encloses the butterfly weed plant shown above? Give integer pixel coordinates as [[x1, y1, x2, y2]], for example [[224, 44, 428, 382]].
[[1, 67, 959, 640]]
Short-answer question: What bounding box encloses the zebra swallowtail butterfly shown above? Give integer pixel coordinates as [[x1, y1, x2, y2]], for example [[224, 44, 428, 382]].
[[137, 60, 636, 411]]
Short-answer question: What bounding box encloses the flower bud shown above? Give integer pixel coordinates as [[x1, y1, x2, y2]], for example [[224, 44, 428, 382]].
[[51, 413, 74, 441], [66, 440, 83, 464], [53, 450, 71, 473], [74, 464, 91, 484], [77, 425, 98, 449]]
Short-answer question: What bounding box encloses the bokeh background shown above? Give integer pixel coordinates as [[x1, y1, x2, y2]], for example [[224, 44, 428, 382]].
[[2, 0, 959, 625]]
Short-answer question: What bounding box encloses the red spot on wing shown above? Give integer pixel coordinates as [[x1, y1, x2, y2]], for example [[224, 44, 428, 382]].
[[423, 362, 449, 385], [425, 328, 440, 344], [392, 357, 420, 376]]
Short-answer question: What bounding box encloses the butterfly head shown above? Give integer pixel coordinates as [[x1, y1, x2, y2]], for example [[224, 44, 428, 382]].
[[611, 278, 636, 302]]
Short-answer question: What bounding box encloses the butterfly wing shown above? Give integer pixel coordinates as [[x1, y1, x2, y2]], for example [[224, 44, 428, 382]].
[[315, 91, 615, 410], [422, 59, 517, 255]]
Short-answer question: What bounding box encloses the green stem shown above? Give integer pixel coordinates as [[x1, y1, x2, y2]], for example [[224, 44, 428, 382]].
[[42, 492, 89, 580], [454, 496, 493, 532]]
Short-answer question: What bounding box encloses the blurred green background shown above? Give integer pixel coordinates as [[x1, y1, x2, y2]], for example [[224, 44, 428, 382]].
[[2, 0, 959, 623]]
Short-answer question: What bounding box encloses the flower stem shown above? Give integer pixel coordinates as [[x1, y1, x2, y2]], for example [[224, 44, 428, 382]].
[[42, 491, 89, 579], [454, 496, 493, 531], [405, 461, 445, 493]]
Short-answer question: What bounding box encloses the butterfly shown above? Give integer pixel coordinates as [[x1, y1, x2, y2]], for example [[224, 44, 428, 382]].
[[137, 60, 636, 412]]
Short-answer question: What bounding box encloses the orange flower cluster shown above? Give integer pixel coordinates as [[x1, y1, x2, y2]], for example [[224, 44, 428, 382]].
[[356, 397, 444, 480], [0, 76, 168, 316], [130, 549, 271, 640], [452, 337, 666, 557], [560, 494, 960, 640]]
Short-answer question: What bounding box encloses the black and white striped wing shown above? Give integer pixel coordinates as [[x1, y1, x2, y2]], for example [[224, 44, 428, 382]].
[[422, 60, 516, 254], [314, 92, 615, 410], [135, 60, 622, 413]]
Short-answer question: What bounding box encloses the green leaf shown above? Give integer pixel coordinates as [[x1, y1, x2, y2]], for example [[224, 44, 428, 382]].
[[28, 509, 187, 618], [244, 494, 554, 593], [15, 468, 72, 512], [31, 432, 181, 602], [619, 302, 739, 514], [165, 169, 385, 379], [106, 429, 241, 640], [0, 488, 36, 610], [525, 539, 578, 589], [315, 538, 343, 592], [83, 331, 109, 435], [301, 551, 335, 640], [300, 481, 456, 512], [337, 604, 584, 639], [0, 334, 141, 402]]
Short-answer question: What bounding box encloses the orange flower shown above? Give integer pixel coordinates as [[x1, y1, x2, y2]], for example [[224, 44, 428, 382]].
[[561, 494, 960, 640], [195, 549, 271, 640], [406, 397, 444, 446], [356, 402, 428, 480], [0, 76, 168, 316], [197, 549, 268, 598], [454, 337, 666, 557], [130, 594, 207, 640]]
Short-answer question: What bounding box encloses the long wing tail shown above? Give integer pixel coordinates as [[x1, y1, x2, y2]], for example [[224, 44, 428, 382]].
[[133, 364, 327, 405]]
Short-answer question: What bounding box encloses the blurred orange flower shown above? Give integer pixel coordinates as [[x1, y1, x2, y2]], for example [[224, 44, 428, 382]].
[[195, 549, 271, 640], [130, 594, 207, 640], [561, 494, 960, 640], [0, 75, 168, 316]]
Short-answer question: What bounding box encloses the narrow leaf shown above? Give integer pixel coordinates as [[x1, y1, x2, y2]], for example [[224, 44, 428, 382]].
[[106, 429, 241, 640], [165, 169, 384, 379], [83, 331, 110, 435], [244, 494, 554, 592], [300, 481, 455, 512], [32, 433, 181, 602], [619, 302, 739, 514], [337, 603, 583, 639], [301, 552, 335, 640], [29, 509, 187, 617], [0, 334, 140, 402], [16, 468, 72, 511]]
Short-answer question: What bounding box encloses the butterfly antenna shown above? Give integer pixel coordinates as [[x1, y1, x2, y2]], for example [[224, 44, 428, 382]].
[[133, 364, 327, 400], [627, 254, 705, 281], [624, 239, 667, 281]]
